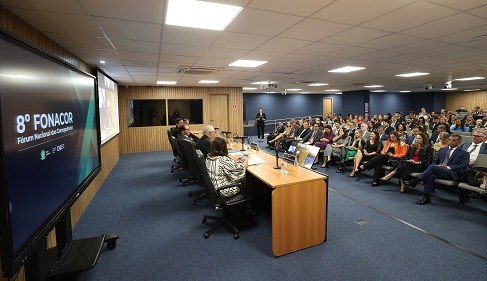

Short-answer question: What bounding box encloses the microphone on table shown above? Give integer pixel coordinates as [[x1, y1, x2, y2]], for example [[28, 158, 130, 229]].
[[273, 139, 286, 169], [233, 134, 248, 151]]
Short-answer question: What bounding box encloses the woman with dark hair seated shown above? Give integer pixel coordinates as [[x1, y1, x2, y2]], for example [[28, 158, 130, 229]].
[[396, 123, 407, 139], [379, 133, 434, 193], [350, 131, 382, 177], [329, 128, 351, 168], [336, 129, 365, 173], [357, 131, 408, 186], [206, 137, 255, 215], [314, 125, 335, 167]]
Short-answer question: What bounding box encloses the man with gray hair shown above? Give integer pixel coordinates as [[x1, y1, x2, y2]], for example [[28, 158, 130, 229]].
[[195, 125, 216, 158]]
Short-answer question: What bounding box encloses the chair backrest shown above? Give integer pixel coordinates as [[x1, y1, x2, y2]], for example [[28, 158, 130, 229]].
[[175, 138, 189, 168], [460, 135, 472, 144], [196, 151, 245, 210], [473, 154, 487, 168], [168, 135, 183, 158], [196, 150, 222, 209], [167, 129, 179, 158], [181, 139, 202, 181], [247, 120, 255, 126], [472, 127, 484, 134]]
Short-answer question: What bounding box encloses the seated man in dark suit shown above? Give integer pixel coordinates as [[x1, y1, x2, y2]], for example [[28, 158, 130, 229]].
[[301, 123, 322, 145], [177, 124, 194, 142], [171, 118, 184, 138], [195, 125, 216, 158], [377, 125, 389, 142], [284, 121, 310, 151], [404, 134, 470, 205]]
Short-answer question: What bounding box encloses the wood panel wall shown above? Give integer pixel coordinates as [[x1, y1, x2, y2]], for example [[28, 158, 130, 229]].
[[445, 90, 487, 112], [119, 86, 244, 154], [0, 6, 119, 280]]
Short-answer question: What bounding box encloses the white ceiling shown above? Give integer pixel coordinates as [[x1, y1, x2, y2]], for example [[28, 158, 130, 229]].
[[1, 0, 487, 93]]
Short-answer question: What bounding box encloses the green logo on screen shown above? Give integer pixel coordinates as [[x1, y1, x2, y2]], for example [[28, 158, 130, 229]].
[[40, 150, 46, 160]]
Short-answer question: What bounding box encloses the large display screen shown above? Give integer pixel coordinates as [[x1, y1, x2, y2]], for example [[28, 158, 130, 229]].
[[97, 69, 119, 144], [0, 32, 101, 277]]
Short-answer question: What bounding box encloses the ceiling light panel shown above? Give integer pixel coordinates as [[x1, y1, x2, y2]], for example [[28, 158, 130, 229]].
[[166, 0, 242, 31], [328, 66, 366, 73], [228, 59, 267, 67]]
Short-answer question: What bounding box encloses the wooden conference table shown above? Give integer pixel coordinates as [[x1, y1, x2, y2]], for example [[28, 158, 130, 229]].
[[230, 144, 328, 256]]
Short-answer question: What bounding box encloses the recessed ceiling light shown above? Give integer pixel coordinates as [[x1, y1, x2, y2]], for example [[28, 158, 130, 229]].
[[198, 80, 220, 84], [399, 90, 411, 93], [265, 91, 276, 94], [328, 66, 365, 73], [300, 92, 310, 94], [308, 83, 329, 86], [371, 90, 386, 92], [364, 85, 383, 88], [441, 88, 458, 91], [325, 89, 340, 92], [395, 72, 429, 77], [99, 60, 106, 64], [463, 89, 480, 91], [251, 81, 275, 85], [242, 87, 257, 90], [166, 0, 242, 31], [286, 88, 302, 91], [157, 80, 177, 85], [228, 59, 267, 67], [454, 77, 485, 81]]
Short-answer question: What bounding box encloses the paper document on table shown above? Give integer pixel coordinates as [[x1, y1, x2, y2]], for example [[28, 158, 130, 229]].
[[228, 150, 243, 157], [248, 157, 266, 166]]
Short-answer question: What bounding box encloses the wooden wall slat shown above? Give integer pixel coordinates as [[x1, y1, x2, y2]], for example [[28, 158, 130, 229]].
[[445, 91, 487, 112], [119, 86, 243, 154]]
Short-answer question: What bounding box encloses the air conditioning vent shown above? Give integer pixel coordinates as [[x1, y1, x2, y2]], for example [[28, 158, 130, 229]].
[[176, 65, 221, 75]]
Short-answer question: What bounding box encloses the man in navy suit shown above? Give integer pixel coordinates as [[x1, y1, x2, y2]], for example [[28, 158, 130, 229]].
[[377, 125, 389, 142], [458, 131, 487, 166], [404, 134, 470, 205]]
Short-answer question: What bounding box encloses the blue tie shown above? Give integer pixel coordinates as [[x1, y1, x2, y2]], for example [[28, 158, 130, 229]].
[[442, 148, 452, 165]]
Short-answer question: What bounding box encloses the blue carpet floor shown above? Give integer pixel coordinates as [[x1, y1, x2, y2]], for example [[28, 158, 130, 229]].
[[73, 149, 487, 281]]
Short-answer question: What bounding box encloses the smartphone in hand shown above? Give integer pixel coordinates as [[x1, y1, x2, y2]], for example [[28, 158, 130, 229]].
[[238, 154, 248, 163]]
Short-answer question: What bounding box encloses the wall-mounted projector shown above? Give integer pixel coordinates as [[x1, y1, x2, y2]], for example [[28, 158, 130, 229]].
[[259, 83, 277, 90]]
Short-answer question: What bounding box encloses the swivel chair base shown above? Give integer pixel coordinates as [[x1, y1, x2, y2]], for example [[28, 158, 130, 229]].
[[202, 212, 240, 240]]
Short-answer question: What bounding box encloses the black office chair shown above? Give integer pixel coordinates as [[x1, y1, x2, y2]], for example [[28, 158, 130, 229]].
[[166, 129, 179, 162], [168, 135, 184, 173], [181, 140, 207, 206], [196, 150, 246, 239], [176, 138, 197, 186]]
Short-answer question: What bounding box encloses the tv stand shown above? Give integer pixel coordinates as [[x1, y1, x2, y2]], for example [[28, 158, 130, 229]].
[[23, 212, 118, 281], [48, 234, 119, 280]]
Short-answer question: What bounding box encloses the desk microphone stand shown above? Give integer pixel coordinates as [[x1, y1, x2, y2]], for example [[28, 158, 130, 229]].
[[233, 136, 248, 151], [273, 140, 281, 169]]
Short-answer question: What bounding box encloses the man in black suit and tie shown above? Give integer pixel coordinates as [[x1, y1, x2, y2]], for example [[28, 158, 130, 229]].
[[377, 125, 389, 142], [404, 134, 469, 205], [302, 123, 322, 145], [195, 125, 216, 158], [284, 121, 310, 151]]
